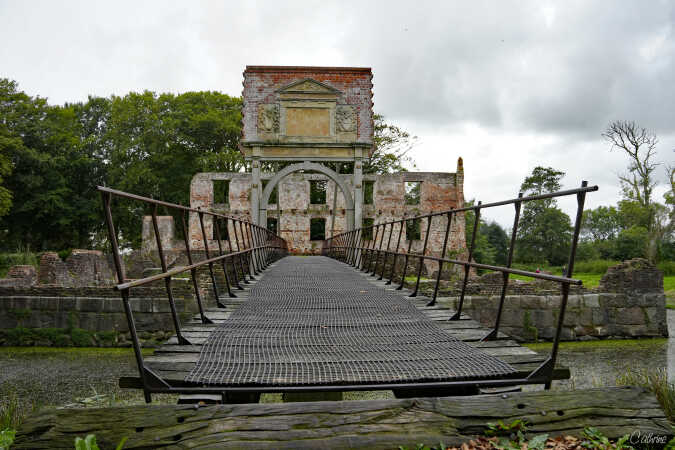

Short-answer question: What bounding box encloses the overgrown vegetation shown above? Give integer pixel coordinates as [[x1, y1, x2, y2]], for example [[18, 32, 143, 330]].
[[616, 368, 675, 423], [0, 247, 38, 277]]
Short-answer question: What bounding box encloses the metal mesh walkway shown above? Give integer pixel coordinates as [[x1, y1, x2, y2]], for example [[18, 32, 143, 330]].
[[185, 256, 517, 386]]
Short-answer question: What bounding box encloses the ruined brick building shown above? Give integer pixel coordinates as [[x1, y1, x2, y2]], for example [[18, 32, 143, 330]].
[[158, 66, 466, 258]]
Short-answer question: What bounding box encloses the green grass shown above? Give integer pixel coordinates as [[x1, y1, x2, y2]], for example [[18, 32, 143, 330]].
[[510, 272, 603, 288]]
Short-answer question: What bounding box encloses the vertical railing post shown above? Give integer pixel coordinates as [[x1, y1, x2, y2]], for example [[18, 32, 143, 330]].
[[387, 218, 405, 285], [236, 220, 254, 281], [198, 211, 228, 306], [428, 211, 453, 306], [362, 224, 379, 272], [151, 205, 190, 346], [232, 220, 250, 284], [372, 222, 389, 276], [100, 191, 153, 403], [545, 181, 587, 389], [213, 217, 236, 300], [397, 224, 415, 290], [482, 193, 522, 340], [411, 215, 433, 297], [180, 212, 213, 322], [224, 219, 244, 290], [378, 221, 395, 280], [450, 201, 481, 320], [244, 222, 260, 276]]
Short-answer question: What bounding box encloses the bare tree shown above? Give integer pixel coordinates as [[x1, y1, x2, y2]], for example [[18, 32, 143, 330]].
[[602, 120, 661, 261], [602, 120, 659, 209]]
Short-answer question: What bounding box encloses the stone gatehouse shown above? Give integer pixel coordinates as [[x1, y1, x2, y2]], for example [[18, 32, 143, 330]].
[[183, 65, 468, 256], [189, 162, 466, 254]]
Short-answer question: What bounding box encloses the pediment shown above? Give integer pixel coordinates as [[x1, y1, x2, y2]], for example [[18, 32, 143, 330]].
[[277, 78, 342, 95]]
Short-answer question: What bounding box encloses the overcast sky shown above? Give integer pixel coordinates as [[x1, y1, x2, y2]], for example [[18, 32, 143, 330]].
[[1, 0, 673, 226]]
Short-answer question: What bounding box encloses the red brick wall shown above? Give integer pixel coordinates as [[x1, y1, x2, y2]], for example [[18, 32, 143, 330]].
[[241, 66, 374, 144]]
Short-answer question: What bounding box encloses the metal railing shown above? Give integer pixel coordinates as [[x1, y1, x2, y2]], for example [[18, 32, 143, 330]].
[[323, 181, 598, 389], [99, 186, 287, 402]]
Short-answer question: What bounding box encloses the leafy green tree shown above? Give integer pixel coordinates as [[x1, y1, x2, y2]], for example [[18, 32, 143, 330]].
[[0, 79, 103, 250], [463, 201, 509, 267], [515, 167, 572, 266], [103, 90, 243, 247], [615, 226, 649, 260], [364, 113, 417, 174], [483, 222, 509, 265], [0, 130, 18, 217], [582, 206, 622, 241]]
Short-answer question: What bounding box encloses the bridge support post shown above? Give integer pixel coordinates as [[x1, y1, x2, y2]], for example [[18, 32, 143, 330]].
[[250, 156, 261, 226], [353, 154, 363, 230]]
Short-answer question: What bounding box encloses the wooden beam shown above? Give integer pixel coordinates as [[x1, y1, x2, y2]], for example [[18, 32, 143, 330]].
[[13, 387, 670, 449]]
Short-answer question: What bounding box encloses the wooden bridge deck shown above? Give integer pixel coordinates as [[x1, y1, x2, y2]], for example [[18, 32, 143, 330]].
[[121, 257, 569, 392]]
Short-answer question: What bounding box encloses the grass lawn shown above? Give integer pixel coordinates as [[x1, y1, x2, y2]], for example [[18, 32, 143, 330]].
[[509, 272, 602, 287]]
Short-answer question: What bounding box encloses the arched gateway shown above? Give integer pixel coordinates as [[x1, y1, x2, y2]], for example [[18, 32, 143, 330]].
[[259, 162, 355, 230]]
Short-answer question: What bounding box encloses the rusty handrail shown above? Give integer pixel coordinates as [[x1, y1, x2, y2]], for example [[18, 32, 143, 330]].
[[324, 181, 597, 390], [98, 186, 288, 402]]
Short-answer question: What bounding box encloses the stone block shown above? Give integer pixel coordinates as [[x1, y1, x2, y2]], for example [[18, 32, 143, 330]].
[[129, 298, 153, 313], [560, 327, 575, 341], [563, 310, 579, 327], [583, 294, 600, 308], [542, 295, 561, 308], [519, 295, 540, 308], [567, 295, 582, 308], [640, 293, 665, 307], [58, 297, 76, 311], [500, 309, 523, 327], [102, 299, 125, 313], [599, 293, 629, 308], [532, 309, 555, 328], [591, 307, 608, 325], [76, 297, 103, 312], [539, 326, 556, 340], [615, 307, 647, 325]]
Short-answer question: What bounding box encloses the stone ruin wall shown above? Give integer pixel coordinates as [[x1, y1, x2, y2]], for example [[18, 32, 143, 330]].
[[186, 167, 466, 264], [434, 258, 669, 341]]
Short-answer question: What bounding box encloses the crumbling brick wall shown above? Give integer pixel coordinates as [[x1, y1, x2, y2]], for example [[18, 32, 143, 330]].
[[34, 250, 116, 287], [185, 161, 466, 260]]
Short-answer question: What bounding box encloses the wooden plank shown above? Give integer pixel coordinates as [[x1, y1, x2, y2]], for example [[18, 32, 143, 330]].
[[14, 387, 670, 449]]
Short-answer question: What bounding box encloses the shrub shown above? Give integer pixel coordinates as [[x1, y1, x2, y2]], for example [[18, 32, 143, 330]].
[[573, 259, 620, 274]]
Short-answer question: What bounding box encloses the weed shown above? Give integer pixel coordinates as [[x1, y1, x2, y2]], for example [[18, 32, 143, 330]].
[[0, 428, 16, 450], [616, 368, 675, 423], [74, 434, 127, 450]]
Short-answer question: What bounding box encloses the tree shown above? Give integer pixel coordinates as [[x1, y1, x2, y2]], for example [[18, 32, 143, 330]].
[[0, 130, 17, 218], [515, 167, 572, 266], [364, 114, 418, 174], [0, 79, 103, 250], [463, 200, 509, 268], [581, 206, 622, 241], [103, 90, 244, 247], [602, 120, 663, 260]]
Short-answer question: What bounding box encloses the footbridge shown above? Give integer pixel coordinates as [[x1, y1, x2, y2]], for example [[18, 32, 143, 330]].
[[97, 183, 597, 403]]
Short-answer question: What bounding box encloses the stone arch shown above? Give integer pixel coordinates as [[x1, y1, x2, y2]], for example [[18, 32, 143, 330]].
[[259, 162, 355, 231]]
